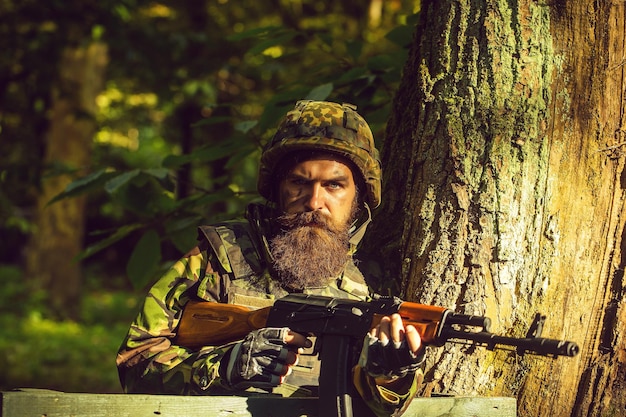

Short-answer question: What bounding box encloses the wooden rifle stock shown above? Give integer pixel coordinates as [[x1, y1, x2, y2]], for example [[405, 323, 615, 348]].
[[175, 302, 272, 348]]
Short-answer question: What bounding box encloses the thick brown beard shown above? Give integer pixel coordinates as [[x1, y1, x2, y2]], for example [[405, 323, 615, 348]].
[[270, 211, 351, 290]]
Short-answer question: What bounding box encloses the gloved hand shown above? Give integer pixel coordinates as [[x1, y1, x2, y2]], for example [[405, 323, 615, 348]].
[[220, 327, 309, 390], [358, 314, 424, 380]]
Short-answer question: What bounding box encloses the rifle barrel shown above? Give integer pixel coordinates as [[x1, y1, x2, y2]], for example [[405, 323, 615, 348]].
[[441, 329, 580, 357]]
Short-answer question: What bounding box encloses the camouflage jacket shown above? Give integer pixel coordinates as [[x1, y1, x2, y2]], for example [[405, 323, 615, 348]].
[[116, 203, 420, 417]]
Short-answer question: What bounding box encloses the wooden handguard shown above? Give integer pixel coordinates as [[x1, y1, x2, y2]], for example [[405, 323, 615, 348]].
[[375, 303, 448, 345]]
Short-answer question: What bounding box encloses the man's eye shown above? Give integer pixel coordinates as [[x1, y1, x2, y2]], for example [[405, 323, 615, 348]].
[[290, 178, 308, 186]]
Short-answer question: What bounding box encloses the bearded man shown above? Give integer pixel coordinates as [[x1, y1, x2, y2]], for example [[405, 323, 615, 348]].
[[116, 101, 424, 417]]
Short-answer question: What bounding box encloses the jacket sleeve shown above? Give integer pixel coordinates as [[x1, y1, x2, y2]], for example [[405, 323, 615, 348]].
[[116, 244, 231, 395]]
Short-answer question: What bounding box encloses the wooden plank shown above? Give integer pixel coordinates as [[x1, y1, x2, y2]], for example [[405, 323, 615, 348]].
[[0, 389, 516, 417]]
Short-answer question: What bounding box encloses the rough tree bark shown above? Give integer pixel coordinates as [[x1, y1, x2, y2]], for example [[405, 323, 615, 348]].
[[363, 1, 626, 416], [25, 43, 108, 319]]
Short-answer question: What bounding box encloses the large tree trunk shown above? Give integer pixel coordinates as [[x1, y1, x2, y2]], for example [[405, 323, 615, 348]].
[[25, 43, 108, 320], [364, 1, 626, 416]]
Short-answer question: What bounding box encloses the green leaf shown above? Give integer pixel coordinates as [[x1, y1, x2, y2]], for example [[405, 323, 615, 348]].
[[346, 40, 363, 61], [126, 229, 161, 290], [405, 11, 422, 26], [162, 139, 246, 168], [114, 178, 177, 216], [104, 170, 140, 194], [305, 83, 334, 101], [335, 67, 369, 85], [47, 170, 116, 205], [225, 144, 257, 169], [166, 217, 201, 254], [234, 120, 257, 134], [162, 154, 192, 168], [367, 54, 399, 72], [178, 188, 237, 213], [76, 224, 143, 261], [191, 115, 232, 127], [143, 168, 171, 181], [385, 25, 415, 48], [165, 216, 203, 234]]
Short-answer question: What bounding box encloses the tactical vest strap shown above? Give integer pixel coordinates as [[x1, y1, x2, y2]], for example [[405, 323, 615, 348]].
[[198, 222, 263, 280]]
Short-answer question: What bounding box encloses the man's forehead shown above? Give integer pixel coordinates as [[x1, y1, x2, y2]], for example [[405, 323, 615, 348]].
[[281, 151, 356, 176]]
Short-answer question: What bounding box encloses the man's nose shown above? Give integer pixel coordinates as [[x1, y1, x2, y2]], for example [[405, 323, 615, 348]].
[[304, 184, 324, 211]]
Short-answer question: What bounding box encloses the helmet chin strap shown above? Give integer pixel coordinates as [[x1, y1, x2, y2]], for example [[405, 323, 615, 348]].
[[349, 203, 372, 247]]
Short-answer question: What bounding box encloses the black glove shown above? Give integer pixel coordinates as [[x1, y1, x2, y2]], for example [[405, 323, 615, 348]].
[[221, 327, 297, 390], [358, 332, 424, 379]]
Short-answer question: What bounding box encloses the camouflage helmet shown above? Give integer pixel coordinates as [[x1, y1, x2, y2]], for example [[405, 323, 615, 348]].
[[258, 100, 382, 208]]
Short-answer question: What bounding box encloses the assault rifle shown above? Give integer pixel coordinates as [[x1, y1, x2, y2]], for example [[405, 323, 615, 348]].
[[176, 294, 579, 417]]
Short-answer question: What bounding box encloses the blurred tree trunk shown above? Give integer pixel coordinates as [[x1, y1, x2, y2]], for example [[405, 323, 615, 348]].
[[364, 1, 625, 416], [26, 43, 108, 320]]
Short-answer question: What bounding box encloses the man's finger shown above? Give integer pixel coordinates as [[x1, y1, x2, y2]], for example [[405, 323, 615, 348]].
[[404, 325, 422, 355], [376, 316, 391, 345], [389, 313, 404, 343], [284, 330, 312, 348]]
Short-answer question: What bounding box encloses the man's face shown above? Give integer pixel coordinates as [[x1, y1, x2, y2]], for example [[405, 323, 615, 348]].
[[278, 154, 357, 227], [270, 153, 359, 290]]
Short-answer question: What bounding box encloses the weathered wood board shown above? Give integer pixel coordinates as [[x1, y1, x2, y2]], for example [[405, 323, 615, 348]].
[[0, 388, 516, 416]]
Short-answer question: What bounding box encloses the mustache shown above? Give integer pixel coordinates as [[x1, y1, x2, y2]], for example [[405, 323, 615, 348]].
[[275, 210, 332, 230]]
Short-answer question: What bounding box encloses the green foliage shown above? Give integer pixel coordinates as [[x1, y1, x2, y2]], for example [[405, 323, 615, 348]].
[[0, 314, 129, 393], [0, 266, 139, 392]]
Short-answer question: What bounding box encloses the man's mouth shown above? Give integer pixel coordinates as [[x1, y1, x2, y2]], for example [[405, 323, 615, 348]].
[[303, 221, 325, 228], [276, 211, 336, 232]]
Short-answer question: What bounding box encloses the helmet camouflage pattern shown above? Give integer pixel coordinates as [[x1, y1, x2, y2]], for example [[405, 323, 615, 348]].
[[258, 100, 382, 208]]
